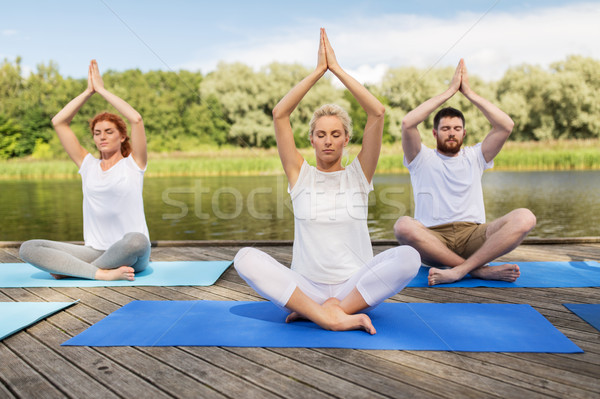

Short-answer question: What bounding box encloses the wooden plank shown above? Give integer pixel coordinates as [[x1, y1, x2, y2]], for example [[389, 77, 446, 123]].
[[0, 383, 16, 399], [3, 332, 119, 398], [229, 347, 389, 399], [0, 249, 20, 262], [29, 316, 172, 399], [310, 347, 491, 399], [0, 342, 64, 399], [460, 352, 600, 396], [368, 350, 550, 399], [412, 351, 597, 399], [179, 346, 323, 399], [138, 347, 278, 399]]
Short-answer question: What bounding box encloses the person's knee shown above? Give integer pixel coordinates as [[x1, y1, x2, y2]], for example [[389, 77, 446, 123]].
[[234, 247, 260, 280], [394, 216, 418, 243], [19, 239, 42, 262], [123, 232, 150, 255], [399, 245, 422, 277], [512, 208, 536, 234]]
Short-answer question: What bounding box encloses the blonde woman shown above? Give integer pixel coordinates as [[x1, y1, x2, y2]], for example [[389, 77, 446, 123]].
[[234, 29, 420, 334]]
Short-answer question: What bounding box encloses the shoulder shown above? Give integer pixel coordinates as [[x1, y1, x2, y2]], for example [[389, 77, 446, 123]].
[[461, 143, 484, 160], [462, 143, 493, 168], [125, 155, 146, 173], [348, 157, 373, 192], [405, 143, 433, 170], [79, 153, 98, 173], [289, 160, 311, 193]]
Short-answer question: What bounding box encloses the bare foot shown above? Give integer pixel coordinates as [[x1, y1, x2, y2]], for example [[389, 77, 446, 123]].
[[94, 266, 135, 281], [428, 267, 464, 286], [285, 311, 307, 323], [470, 263, 520, 282], [50, 273, 69, 280], [319, 298, 376, 335]]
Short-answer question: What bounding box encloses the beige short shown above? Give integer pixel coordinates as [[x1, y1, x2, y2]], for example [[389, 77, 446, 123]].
[[427, 222, 488, 259]]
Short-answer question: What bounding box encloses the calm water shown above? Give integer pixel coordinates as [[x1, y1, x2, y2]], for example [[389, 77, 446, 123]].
[[1, 171, 599, 241]]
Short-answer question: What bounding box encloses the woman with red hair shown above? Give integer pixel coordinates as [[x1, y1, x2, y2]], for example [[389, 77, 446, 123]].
[[19, 60, 150, 281]]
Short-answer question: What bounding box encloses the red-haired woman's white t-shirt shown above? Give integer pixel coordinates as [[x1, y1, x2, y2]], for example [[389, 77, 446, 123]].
[[79, 154, 149, 250]]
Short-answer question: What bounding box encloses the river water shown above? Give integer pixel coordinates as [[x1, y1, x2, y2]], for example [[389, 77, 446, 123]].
[[1, 171, 599, 241]]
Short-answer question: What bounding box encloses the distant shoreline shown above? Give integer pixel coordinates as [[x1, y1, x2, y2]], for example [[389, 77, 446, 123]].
[[1, 140, 599, 180]]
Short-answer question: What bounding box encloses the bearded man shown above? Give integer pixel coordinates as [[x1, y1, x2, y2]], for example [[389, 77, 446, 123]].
[[393, 59, 536, 285]]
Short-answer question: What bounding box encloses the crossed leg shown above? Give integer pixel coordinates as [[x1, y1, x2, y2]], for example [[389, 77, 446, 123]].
[[394, 208, 536, 285], [19, 232, 150, 281], [233, 246, 420, 334]]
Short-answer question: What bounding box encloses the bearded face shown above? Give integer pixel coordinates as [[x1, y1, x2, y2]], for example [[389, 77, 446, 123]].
[[434, 117, 465, 155]]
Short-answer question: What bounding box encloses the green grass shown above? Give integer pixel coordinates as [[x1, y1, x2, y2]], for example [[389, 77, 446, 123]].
[[1, 140, 599, 179]]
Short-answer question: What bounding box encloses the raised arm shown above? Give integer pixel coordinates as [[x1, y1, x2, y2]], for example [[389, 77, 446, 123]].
[[401, 59, 463, 164], [272, 30, 327, 187], [321, 29, 385, 183], [51, 64, 94, 168], [460, 62, 514, 163], [90, 60, 147, 169]]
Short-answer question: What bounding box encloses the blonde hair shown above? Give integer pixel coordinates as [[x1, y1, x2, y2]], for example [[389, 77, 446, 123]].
[[309, 104, 353, 140]]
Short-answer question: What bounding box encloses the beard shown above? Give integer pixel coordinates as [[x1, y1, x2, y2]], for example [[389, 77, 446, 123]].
[[436, 137, 463, 154]]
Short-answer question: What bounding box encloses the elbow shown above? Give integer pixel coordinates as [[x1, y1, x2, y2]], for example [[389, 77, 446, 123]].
[[401, 117, 413, 133], [272, 105, 286, 120], [507, 118, 515, 132], [372, 105, 386, 119], [501, 117, 515, 136], [51, 115, 63, 128], [130, 113, 143, 125], [271, 107, 280, 119]]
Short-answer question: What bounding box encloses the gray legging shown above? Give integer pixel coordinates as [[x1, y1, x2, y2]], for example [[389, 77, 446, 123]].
[[19, 232, 151, 279]]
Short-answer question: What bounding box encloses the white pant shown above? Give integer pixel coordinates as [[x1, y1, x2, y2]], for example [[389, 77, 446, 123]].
[[234, 246, 421, 311]]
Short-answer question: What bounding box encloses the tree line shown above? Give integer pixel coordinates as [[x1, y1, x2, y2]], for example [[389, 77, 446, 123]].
[[1, 55, 599, 160]]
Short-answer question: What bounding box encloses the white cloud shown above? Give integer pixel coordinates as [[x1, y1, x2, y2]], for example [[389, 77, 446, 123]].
[[2, 29, 18, 36], [179, 2, 600, 83]]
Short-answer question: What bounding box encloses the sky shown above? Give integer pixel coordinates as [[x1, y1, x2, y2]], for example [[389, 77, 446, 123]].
[[1, 0, 599, 84]]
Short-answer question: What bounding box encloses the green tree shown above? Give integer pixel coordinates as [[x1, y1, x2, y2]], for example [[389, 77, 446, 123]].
[[0, 114, 22, 159]]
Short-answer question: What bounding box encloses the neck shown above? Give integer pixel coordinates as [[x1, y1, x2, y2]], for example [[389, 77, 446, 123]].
[[316, 157, 344, 172], [436, 148, 460, 157], [100, 150, 124, 170]]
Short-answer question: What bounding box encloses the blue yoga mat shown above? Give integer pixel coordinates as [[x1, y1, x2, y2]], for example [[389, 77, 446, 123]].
[[408, 261, 600, 287], [0, 261, 231, 287], [62, 300, 581, 352], [564, 304, 600, 331], [1, 301, 78, 341]]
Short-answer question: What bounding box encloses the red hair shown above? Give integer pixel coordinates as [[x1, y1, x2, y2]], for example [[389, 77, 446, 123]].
[[89, 112, 131, 157]]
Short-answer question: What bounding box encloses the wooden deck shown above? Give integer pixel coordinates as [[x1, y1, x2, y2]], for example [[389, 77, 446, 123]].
[[1, 241, 599, 399]]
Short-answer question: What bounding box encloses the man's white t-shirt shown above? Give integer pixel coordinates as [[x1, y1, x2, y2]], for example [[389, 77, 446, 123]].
[[404, 143, 493, 227], [289, 158, 374, 284], [79, 154, 149, 250]]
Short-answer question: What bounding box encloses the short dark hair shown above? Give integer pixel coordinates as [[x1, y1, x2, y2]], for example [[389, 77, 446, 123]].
[[433, 107, 465, 130]]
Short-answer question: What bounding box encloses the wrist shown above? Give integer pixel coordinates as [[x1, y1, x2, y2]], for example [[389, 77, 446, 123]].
[[328, 63, 342, 76], [444, 87, 458, 99]]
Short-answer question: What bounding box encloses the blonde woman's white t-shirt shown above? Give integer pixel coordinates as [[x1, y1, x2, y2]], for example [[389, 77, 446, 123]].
[[289, 158, 374, 284], [79, 154, 149, 250]]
